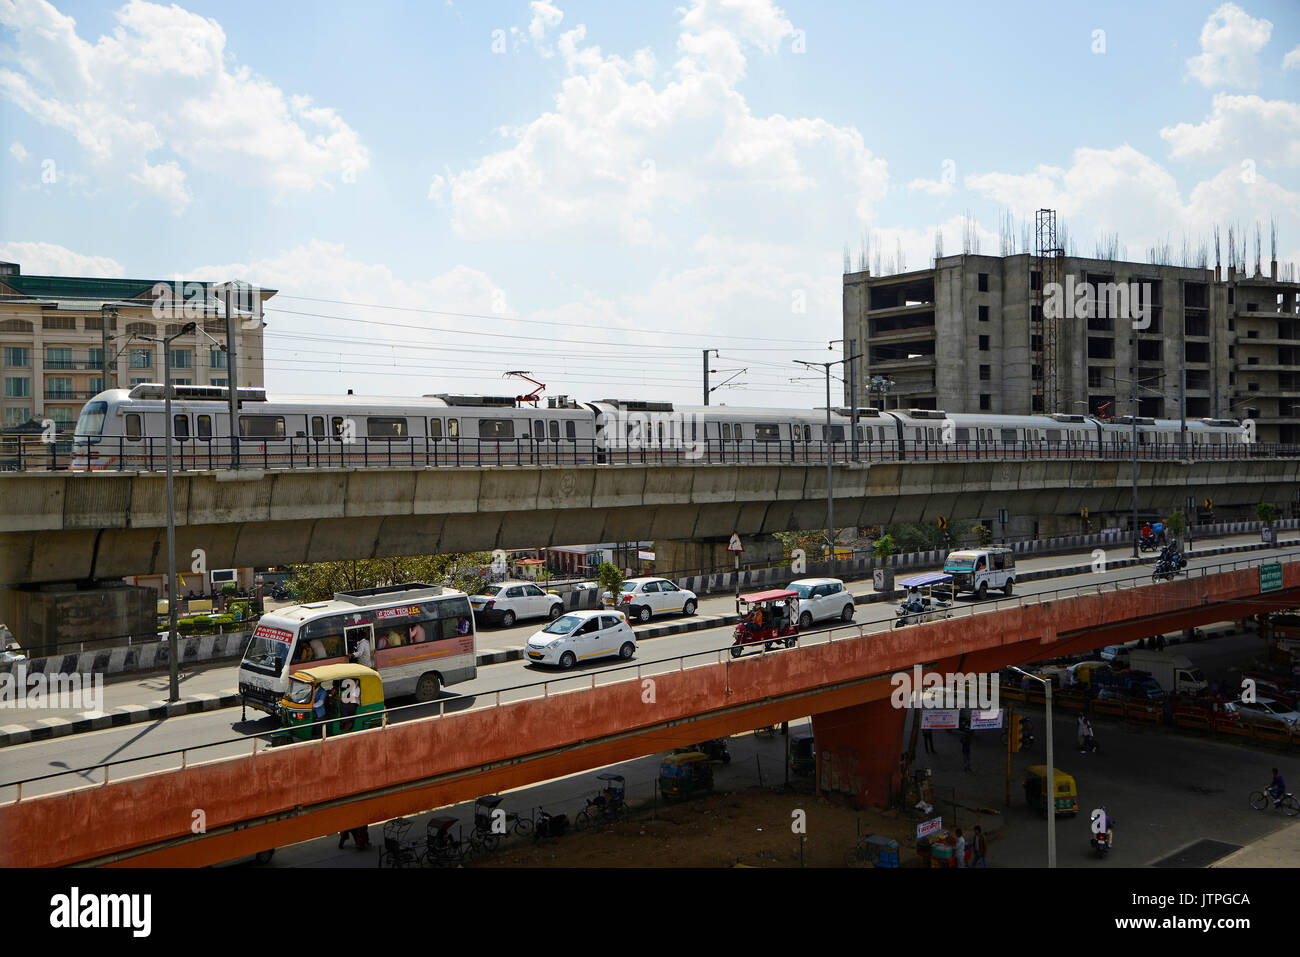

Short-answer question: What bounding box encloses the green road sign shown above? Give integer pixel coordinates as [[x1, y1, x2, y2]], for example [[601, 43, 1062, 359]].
[[1260, 563, 1283, 593]]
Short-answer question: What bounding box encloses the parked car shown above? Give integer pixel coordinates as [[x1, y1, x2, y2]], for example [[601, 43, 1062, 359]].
[[1225, 696, 1300, 730], [608, 578, 698, 624], [524, 610, 636, 669], [787, 578, 855, 627], [1240, 672, 1299, 711], [470, 581, 564, 627]]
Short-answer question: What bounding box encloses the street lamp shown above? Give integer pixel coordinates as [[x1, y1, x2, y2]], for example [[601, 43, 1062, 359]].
[[1009, 665, 1056, 868], [795, 353, 861, 559], [132, 320, 197, 702], [1105, 371, 1166, 558]]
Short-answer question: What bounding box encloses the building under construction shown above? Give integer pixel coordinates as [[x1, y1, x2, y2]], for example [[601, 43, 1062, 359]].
[[842, 223, 1300, 443]]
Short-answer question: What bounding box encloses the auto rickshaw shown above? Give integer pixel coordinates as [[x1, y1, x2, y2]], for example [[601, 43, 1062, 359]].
[[658, 751, 714, 801], [730, 589, 800, 657], [678, 738, 731, 763], [789, 734, 815, 777], [893, 573, 955, 628], [1023, 765, 1079, 818], [280, 663, 384, 742]]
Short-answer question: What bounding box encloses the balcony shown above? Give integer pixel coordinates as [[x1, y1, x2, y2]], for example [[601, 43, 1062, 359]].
[[43, 389, 100, 401]]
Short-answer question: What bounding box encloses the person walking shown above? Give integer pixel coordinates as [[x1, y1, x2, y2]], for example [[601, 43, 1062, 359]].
[[970, 825, 988, 868], [923, 727, 936, 754], [1077, 714, 1088, 752], [1081, 715, 1098, 753], [953, 828, 966, 868], [960, 731, 973, 772]]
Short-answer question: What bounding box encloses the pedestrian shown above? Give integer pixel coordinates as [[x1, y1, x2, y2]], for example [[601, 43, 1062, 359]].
[[1155, 633, 1165, 652], [338, 824, 371, 850], [1077, 714, 1087, 752], [971, 825, 988, 868], [923, 728, 936, 754], [954, 828, 967, 868], [1081, 715, 1098, 753], [960, 731, 973, 772]]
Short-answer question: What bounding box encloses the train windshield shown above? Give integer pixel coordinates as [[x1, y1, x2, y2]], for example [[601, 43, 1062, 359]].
[[74, 401, 107, 441]]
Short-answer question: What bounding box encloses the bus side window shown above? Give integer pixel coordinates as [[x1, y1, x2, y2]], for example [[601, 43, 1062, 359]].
[[311, 416, 325, 439], [197, 414, 212, 439], [125, 413, 142, 440]]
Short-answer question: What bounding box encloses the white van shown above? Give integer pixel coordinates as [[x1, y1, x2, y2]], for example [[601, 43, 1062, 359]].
[[524, 610, 637, 669], [943, 547, 1015, 599]]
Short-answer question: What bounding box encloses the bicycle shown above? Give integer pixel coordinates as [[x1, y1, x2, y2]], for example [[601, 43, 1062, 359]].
[[1249, 788, 1299, 816], [424, 816, 474, 866], [377, 818, 423, 868], [575, 773, 629, 830]]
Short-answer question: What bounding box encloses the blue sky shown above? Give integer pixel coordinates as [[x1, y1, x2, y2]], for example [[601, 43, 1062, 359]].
[[2, 0, 1298, 404]]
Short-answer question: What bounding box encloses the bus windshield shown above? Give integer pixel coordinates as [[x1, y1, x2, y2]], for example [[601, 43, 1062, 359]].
[[242, 624, 295, 674], [74, 401, 107, 441]]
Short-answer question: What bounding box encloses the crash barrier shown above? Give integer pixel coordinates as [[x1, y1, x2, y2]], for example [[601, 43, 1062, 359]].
[[1124, 702, 1163, 723], [1054, 691, 1089, 712]]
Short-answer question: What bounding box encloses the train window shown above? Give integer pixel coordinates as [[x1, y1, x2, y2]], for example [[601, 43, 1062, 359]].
[[824, 425, 844, 442], [926, 427, 935, 442], [722, 423, 731, 441], [331, 416, 346, 439], [173, 414, 189, 439], [532, 419, 543, 440], [755, 423, 779, 441], [564, 421, 575, 441], [311, 416, 325, 438], [448, 418, 460, 440], [197, 415, 212, 440], [125, 413, 142, 440], [477, 418, 515, 440], [955, 427, 969, 443], [803, 424, 811, 442], [1000, 428, 1017, 443], [548, 420, 559, 441], [1046, 429, 1060, 442], [879, 426, 887, 442], [240, 415, 285, 439], [368, 417, 409, 439], [733, 422, 743, 441], [855, 426, 864, 442], [914, 428, 922, 441], [429, 418, 443, 440]]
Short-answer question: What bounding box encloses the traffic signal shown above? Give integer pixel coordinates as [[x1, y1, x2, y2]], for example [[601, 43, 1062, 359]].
[[1009, 714, 1023, 753]]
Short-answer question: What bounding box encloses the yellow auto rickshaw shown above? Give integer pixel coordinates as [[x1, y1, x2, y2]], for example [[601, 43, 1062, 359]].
[[658, 751, 714, 801], [1024, 765, 1078, 817], [280, 663, 385, 742]]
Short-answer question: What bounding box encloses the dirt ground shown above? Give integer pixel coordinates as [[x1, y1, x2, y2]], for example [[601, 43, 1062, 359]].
[[477, 784, 933, 868]]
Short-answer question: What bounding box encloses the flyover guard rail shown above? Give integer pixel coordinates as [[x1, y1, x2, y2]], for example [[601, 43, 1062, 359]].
[[4, 549, 1293, 802], [5, 433, 1292, 472]]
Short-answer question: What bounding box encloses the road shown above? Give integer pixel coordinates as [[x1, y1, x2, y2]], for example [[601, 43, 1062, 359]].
[[3, 540, 1295, 800]]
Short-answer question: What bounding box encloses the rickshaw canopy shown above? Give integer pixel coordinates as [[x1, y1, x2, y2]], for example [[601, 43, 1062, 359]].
[[660, 751, 709, 768], [286, 663, 383, 708], [739, 589, 799, 604], [898, 572, 953, 589]]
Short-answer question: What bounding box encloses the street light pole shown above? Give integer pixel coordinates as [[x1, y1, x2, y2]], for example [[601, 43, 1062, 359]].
[[1011, 666, 1056, 867], [796, 354, 861, 559]]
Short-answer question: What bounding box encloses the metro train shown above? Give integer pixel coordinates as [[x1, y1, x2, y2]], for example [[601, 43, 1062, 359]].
[[69, 383, 1248, 470]]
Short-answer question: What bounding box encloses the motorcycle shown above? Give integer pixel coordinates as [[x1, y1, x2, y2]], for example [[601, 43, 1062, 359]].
[[1151, 550, 1187, 582], [1091, 832, 1111, 858], [1139, 535, 1158, 552]]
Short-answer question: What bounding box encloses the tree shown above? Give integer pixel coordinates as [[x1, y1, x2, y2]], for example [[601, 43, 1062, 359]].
[[285, 553, 493, 604], [1165, 509, 1186, 540], [872, 534, 897, 561], [1257, 502, 1278, 527], [596, 561, 624, 606], [974, 524, 993, 548]]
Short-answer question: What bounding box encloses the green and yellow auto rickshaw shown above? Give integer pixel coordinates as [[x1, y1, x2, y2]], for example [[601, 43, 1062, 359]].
[[789, 734, 815, 777], [658, 751, 714, 801], [1023, 765, 1079, 817], [280, 663, 385, 742]]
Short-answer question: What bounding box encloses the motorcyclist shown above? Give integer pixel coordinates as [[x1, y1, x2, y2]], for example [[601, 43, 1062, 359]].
[[1093, 806, 1115, 847]]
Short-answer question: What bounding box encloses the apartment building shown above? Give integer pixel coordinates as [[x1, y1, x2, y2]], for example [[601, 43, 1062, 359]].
[[0, 261, 273, 430], [843, 253, 1300, 442]]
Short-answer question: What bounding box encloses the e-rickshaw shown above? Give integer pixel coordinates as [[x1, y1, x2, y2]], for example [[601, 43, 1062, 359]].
[[1024, 765, 1079, 817], [280, 663, 384, 742], [731, 589, 800, 657], [789, 734, 815, 777], [658, 751, 714, 801], [893, 573, 955, 628]]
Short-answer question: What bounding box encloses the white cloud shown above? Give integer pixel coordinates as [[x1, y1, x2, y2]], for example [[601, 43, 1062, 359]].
[[907, 176, 954, 196], [0, 0, 370, 210], [433, 0, 885, 244], [1283, 44, 1300, 71], [1161, 94, 1300, 168], [1185, 3, 1272, 88], [0, 240, 124, 277], [8, 141, 28, 162], [528, 0, 563, 48]]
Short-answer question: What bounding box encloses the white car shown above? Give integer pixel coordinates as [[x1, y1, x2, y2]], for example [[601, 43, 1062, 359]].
[[1225, 696, 1300, 730], [787, 578, 855, 627], [524, 610, 637, 669], [610, 578, 698, 624], [469, 581, 565, 628]]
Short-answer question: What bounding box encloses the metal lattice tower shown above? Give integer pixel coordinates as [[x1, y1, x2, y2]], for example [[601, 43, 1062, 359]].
[[1033, 209, 1063, 413]]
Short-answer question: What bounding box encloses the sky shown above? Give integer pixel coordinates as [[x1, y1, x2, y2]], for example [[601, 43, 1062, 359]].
[[1, 0, 1298, 407]]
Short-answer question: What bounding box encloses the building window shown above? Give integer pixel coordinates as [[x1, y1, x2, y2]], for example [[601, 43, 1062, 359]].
[[130, 377, 149, 387], [130, 349, 153, 369], [979, 364, 991, 380], [210, 377, 227, 387], [978, 335, 990, 351], [210, 348, 228, 369], [5, 377, 31, 398], [4, 347, 29, 367], [978, 305, 989, 322], [42, 316, 76, 331], [4, 407, 30, 426], [980, 394, 991, 410], [89, 377, 104, 393], [46, 377, 73, 398], [88, 348, 104, 368], [49, 406, 75, 426], [978, 273, 989, 292], [169, 349, 192, 369], [46, 347, 73, 370]]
